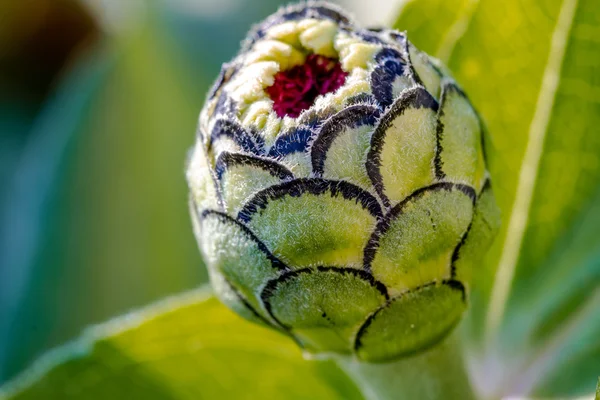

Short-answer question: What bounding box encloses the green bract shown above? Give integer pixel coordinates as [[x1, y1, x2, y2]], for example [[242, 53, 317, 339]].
[[187, 2, 500, 362]]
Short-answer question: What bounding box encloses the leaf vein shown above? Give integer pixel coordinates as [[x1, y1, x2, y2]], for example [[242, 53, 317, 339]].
[[484, 0, 581, 344]]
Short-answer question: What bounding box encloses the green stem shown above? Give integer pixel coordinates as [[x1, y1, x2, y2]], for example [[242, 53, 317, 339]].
[[335, 334, 476, 400]]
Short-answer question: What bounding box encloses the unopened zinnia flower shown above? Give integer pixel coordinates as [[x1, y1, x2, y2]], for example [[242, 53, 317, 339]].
[[187, 2, 500, 362]]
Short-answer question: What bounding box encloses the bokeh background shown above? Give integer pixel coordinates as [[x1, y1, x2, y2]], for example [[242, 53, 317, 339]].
[[0, 0, 399, 385]]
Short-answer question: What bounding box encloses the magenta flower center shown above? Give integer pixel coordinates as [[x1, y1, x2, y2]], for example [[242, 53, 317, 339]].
[[266, 54, 348, 118]]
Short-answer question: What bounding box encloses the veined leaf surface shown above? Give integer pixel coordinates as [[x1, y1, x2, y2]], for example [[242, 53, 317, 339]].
[[0, 290, 362, 400]]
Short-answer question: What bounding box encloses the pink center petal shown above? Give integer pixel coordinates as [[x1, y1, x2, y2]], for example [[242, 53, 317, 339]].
[[266, 54, 348, 118]]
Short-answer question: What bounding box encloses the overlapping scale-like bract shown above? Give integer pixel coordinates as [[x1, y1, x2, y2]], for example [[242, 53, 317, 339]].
[[187, 2, 500, 362]]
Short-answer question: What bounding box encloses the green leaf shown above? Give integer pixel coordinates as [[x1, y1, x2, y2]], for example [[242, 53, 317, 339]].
[[0, 289, 363, 400], [396, 0, 600, 397], [393, 0, 475, 60]]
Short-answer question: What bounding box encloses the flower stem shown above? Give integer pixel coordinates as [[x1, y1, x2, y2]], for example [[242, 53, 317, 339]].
[[335, 334, 476, 400]]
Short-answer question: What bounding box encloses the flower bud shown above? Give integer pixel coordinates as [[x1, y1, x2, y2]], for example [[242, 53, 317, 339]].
[[187, 2, 500, 362]]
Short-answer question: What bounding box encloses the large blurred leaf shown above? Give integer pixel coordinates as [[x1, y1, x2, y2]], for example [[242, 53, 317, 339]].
[[0, 13, 208, 381], [0, 289, 362, 400], [396, 0, 600, 397], [0, 48, 114, 380]]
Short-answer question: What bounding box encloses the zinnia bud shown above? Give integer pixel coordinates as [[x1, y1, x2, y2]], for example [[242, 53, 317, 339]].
[[187, 1, 500, 362]]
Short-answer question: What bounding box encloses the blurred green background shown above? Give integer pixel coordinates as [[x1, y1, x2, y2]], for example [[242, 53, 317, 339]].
[[0, 0, 397, 385]]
